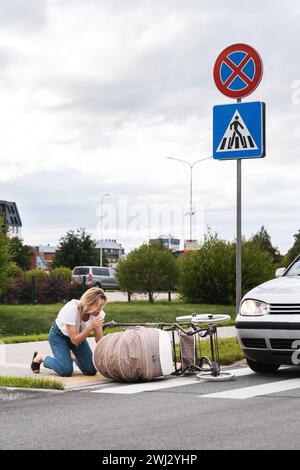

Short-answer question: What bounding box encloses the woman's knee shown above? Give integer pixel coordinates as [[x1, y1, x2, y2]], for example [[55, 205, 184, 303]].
[[81, 366, 97, 376], [60, 365, 73, 377]]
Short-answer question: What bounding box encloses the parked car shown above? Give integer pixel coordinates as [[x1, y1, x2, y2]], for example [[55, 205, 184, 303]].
[[236, 255, 300, 373], [71, 266, 119, 290]]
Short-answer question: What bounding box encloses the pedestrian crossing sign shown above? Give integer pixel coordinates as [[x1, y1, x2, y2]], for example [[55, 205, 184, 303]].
[[213, 101, 265, 160]]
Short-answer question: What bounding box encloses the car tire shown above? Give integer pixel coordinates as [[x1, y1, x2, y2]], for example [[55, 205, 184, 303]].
[[95, 282, 102, 288], [246, 358, 280, 373]]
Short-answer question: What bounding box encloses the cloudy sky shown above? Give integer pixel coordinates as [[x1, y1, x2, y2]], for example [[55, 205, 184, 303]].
[[1, 0, 300, 254]]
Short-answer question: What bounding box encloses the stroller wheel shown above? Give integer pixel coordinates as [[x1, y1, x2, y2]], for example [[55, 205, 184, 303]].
[[196, 371, 236, 382]]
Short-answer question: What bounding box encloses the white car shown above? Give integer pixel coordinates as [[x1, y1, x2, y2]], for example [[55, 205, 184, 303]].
[[236, 256, 300, 373]]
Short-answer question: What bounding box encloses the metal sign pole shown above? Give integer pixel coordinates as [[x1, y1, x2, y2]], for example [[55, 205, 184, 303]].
[[236, 97, 242, 314], [236, 158, 242, 314], [213, 44, 264, 315]]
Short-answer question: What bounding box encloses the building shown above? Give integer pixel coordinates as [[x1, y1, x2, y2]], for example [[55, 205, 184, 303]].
[[149, 235, 180, 252], [30, 245, 57, 270], [183, 239, 199, 253], [96, 239, 125, 267], [0, 200, 22, 236]]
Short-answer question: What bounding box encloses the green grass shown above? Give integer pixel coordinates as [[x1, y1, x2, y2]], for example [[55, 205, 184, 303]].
[[176, 337, 244, 366], [0, 300, 236, 339], [0, 376, 64, 390], [1, 334, 49, 344]]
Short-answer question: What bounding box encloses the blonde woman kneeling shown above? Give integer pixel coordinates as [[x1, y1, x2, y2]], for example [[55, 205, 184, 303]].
[[31, 287, 107, 377]]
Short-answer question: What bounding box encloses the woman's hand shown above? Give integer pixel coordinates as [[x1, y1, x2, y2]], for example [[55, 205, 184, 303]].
[[90, 318, 104, 343], [88, 318, 104, 332]]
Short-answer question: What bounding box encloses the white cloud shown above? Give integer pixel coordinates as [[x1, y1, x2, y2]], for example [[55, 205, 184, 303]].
[[1, 0, 300, 254]]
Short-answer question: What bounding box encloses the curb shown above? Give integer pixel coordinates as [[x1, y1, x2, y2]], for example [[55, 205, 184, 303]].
[[0, 386, 65, 394]]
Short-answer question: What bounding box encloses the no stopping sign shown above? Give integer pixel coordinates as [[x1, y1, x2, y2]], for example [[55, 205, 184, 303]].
[[213, 43, 263, 99]]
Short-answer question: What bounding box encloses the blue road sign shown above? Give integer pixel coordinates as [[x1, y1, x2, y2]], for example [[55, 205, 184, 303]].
[[213, 101, 266, 160]]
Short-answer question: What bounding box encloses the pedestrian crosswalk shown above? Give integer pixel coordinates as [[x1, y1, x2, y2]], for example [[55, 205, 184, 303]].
[[90, 367, 300, 399], [91, 367, 254, 395], [91, 377, 200, 395], [200, 378, 300, 400]]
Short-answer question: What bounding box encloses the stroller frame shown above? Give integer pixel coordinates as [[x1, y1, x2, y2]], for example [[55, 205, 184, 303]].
[[103, 319, 227, 379]]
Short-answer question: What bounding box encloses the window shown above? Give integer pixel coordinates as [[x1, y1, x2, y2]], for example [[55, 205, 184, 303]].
[[92, 268, 110, 276], [73, 268, 89, 275], [285, 259, 300, 277]]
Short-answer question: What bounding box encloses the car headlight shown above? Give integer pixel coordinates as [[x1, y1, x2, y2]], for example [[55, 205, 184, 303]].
[[240, 299, 269, 316]]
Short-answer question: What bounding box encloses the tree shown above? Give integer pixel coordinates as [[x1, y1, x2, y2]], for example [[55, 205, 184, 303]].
[[0, 230, 13, 296], [52, 228, 108, 269], [251, 226, 281, 264], [8, 237, 33, 271], [117, 243, 178, 302], [286, 230, 300, 266]]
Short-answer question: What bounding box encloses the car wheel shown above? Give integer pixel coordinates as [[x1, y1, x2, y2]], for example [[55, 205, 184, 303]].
[[95, 282, 102, 288], [246, 358, 280, 373]]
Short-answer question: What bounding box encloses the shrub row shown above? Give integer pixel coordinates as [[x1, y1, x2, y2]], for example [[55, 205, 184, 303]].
[[2, 269, 87, 304]]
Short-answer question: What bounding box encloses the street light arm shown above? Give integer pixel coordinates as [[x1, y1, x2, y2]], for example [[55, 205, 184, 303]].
[[166, 156, 192, 168], [167, 156, 212, 169], [191, 156, 212, 168]]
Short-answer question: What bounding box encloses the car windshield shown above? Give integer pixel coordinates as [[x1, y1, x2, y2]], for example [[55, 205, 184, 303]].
[[285, 258, 300, 276]]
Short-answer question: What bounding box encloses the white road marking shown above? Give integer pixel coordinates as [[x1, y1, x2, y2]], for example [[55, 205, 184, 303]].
[[199, 378, 300, 400], [223, 367, 255, 378], [91, 377, 198, 394], [91, 367, 255, 395]]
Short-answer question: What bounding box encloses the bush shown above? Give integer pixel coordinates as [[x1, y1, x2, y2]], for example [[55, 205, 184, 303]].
[[242, 239, 275, 295], [2, 270, 88, 304], [177, 233, 235, 304], [3, 275, 33, 304], [51, 267, 72, 282], [24, 269, 48, 280], [177, 232, 275, 305]]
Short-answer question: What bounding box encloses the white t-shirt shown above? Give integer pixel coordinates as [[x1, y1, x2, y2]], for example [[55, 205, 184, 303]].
[[55, 299, 106, 337]]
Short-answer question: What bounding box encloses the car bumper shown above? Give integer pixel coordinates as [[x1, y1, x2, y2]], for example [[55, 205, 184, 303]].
[[236, 319, 300, 366]]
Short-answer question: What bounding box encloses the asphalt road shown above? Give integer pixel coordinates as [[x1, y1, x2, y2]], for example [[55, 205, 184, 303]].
[[1, 366, 300, 450]]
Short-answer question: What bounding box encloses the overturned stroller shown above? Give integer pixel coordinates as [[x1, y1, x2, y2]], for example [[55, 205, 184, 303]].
[[93, 314, 235, 383]]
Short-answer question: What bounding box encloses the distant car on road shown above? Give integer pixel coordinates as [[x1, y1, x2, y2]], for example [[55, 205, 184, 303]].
[[71, 266, 119, 290], [236, 255, 300, 373]]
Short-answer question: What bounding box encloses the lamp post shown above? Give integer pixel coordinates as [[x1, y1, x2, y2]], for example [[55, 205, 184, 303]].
[[100, 193, 110, 267], [167, 156, 211, 241]]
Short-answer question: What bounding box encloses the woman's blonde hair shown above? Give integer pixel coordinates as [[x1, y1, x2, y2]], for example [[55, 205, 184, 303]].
[[78, 287, 107, 318]]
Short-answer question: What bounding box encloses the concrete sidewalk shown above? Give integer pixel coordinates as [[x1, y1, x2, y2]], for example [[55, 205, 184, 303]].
[[0, 327, 236, 390], [0, 338, 113, 390]]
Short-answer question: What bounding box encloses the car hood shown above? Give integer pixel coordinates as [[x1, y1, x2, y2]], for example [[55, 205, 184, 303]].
[[243, 276, 300, 304]]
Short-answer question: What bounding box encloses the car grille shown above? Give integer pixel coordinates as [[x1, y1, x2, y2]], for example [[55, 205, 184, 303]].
[[241, 338, 267, 349], [270, 339, 300, 350], [272, 351, 293, 357], [269, 304, 300, 314]]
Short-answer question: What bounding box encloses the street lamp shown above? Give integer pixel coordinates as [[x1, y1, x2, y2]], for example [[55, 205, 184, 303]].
[[100, 193, 110, 267], [167, 156, 211, 241]]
